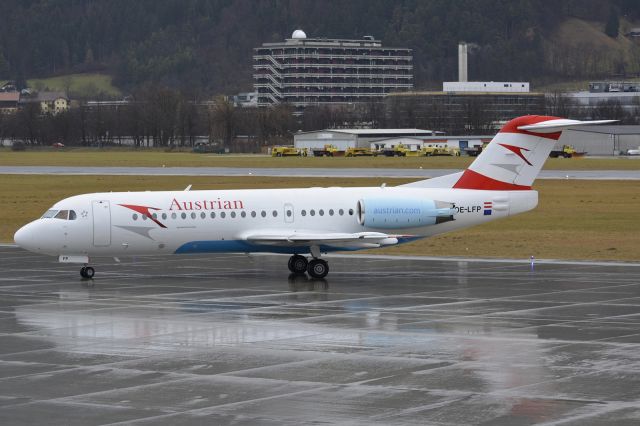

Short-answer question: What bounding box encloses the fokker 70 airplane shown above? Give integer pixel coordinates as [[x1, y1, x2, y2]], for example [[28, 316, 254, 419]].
[[14, 115, 613, 279]]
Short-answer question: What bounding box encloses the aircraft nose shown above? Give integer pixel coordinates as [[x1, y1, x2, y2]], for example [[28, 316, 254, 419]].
[[14, 222, 38, 252]]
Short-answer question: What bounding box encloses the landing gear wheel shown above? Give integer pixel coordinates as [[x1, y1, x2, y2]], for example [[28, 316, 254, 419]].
[[307, 259, 329, 279], [80, 266, 95, 279], [288, 255, 308, 274]]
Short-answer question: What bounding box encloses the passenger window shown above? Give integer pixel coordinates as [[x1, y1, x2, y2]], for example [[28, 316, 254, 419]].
[[339, 209, 344, 216], [301, 210, 306, 216], [329, 209, 334, 216], [231, 211, 236, 218], [310, 210, 315, 216], [261, 211, 266, 217], [142, 214, 147, 220], [181, 213, 187, 219], [54, 210, 69, 220], [201, 212, 206, 219], [241, 211, 247, 218], [69, 210, 77, 220], [171, 213, 177, 219], [349, 209, 354, 215], [190, 213, 196, 219], [221, 212, 226, 218], [251, 211, 256, 218], [211, 212, 216, 218], [162, 213, 167, 220], [319, 209, 324, 216], [272, 210, 278, 217], [133, 214, 138, 220], [152, 213, 158, 219]]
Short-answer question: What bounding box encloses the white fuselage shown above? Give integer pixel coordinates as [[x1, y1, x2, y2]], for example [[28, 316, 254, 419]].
[[14, 186, 538, 259]]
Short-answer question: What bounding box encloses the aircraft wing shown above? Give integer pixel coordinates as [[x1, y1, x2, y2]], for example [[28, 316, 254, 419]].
[[244, 230, 402, 249]]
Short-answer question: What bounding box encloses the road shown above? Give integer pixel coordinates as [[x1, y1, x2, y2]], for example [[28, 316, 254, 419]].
[[1, 166, 639, 179]]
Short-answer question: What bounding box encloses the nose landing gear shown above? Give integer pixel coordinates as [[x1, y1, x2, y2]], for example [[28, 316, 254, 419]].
[[80, 266, 95, 279]]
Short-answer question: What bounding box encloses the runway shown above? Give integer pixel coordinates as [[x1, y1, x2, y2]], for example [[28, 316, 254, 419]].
[[1, 165, 640, 180], [1, 246, 640, 425]]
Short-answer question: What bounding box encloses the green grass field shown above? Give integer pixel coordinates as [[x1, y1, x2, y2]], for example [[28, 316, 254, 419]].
[[1, 149, 639, 170], [1, 175, 638, 262], [26, 73, 122, 98]]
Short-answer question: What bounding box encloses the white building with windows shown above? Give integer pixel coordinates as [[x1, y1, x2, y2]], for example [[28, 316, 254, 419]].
[[254, 30, 413, 107], [443, 81, 530, 93]]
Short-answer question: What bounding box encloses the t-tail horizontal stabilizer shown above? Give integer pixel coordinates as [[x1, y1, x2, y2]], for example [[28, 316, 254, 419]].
[[402, 115, 617, 190]]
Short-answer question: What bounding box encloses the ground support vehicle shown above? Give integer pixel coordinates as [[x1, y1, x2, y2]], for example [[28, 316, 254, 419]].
[[381, 143, 412, 157], [549, 145, 585, 158], [312, 145, 342, 157], [422, 145, 461, 157], [464, 142, 489, 157], [271, 146, 308, 157], [345, 147, 377, 157]]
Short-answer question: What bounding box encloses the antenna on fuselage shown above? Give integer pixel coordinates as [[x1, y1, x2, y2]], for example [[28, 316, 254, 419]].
[[184, 185, 192, 191]]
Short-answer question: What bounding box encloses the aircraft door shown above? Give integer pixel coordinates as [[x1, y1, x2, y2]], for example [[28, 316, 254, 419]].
[[284, 203, 294, 223], [92, 200, 111, 246]]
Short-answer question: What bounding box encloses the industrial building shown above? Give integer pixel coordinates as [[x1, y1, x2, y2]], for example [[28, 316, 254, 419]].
[[559, 125, 640, 156], [385, 91, 545, 134], [567, 91, 640, 119], [294, 129, 438, 150], [384, 42, 544, 134], [253, 30, 413, 107]]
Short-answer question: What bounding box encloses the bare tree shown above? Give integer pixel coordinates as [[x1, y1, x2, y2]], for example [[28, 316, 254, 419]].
[[209, 96, 236, 150]]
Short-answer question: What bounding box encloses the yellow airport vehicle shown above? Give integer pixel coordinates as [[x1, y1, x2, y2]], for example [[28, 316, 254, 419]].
[[381, 143, 413, 157], [312, 144, 342, 157], [345, 147, 377, 157], [422, 144, 461, 156], [271, 146, 308, 157], [549, 145, 585, 158]]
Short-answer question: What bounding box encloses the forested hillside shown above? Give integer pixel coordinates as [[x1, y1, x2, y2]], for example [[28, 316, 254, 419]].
[[1, 0, 639, 96]]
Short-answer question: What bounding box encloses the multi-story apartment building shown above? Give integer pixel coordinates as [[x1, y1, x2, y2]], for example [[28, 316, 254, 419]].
[[253, 30, 413, 107]]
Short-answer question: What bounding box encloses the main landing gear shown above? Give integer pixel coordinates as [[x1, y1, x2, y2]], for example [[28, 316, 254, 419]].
[[80, 266, 95, 279], [287, 254, 329, 279]]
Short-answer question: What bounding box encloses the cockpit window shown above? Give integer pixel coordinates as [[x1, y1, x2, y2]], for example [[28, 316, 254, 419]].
[[69, 210, 77, 220], [41, 210, 58, 218], [54, 210, 69, 220]]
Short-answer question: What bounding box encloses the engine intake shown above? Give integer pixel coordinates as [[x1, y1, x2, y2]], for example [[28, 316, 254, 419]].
[[357, 197, 455, 229]]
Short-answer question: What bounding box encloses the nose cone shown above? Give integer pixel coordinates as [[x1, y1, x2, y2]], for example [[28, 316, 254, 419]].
[[14, 222, 38, 252]]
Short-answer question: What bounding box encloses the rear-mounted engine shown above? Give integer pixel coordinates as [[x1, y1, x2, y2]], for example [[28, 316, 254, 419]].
[[356, 197, 455, 229]]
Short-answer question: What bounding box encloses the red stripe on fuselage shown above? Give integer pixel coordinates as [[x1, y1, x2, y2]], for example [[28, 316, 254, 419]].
[[498, 115, 562, 140], [453, 169, 532, 191]]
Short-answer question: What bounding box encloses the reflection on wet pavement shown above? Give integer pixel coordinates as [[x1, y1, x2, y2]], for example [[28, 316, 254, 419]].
[[1, 247, 640, 425]]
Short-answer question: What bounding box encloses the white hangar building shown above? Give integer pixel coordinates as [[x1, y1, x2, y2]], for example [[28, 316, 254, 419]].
[[294, 129, 442, 150], [559, 125, 640, 156]]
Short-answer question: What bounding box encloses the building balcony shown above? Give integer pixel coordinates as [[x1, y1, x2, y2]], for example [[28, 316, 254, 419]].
[[254, 53, 412, 61], [254, 63, 413, 70]]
